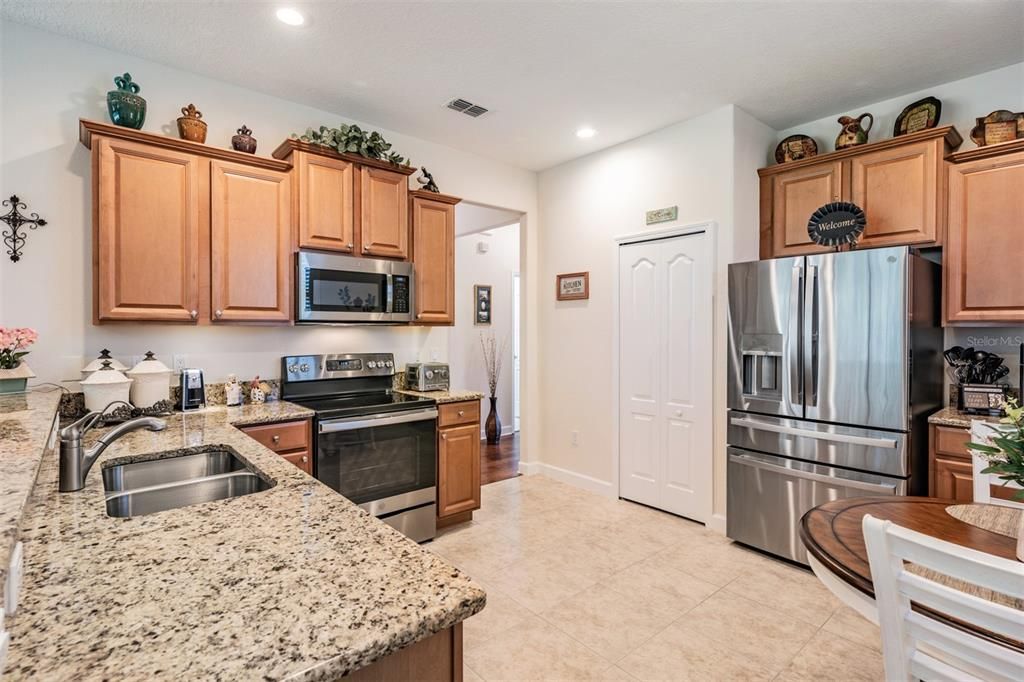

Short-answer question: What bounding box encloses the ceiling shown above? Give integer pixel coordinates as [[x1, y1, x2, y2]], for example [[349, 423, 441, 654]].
[[456, 202, 521, 237], [3, 1, 1022, 170]]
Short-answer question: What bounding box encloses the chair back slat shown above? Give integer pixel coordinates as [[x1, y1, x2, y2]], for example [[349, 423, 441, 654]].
[[906, 612, 1024, 682], [899, 572, 1024, 639]]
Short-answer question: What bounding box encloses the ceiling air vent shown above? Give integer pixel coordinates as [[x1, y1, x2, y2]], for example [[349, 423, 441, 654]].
[[446, 98, 489, 118]]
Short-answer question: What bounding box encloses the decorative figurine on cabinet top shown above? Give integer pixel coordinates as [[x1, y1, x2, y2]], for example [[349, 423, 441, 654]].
[[176, 103, 208, 143], [970, 110, 1024, 146], [416, 167, 440, 193], [231, 125, 257, 154], [835, 113, 873, 150], [106, 73, 147, 130]]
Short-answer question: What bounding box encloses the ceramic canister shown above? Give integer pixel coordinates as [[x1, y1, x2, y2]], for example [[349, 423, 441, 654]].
[[81, 349, 128, 381], [81, 360, 132, 413], [126, 351, 172, 408]]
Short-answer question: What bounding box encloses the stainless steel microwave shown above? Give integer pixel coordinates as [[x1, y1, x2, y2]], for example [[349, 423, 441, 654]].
[[296, 251, 414, 323]]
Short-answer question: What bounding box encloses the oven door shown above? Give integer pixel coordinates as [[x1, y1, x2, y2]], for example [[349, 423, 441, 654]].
[[297, 251, 394, 323], [316, 407, 438, 513]]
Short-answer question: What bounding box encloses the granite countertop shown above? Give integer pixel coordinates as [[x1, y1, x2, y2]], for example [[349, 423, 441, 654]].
[[928, 406, 1006, 429], [0, 388, 62, 608], [396, 388, 485, 404], [3, 399, 485, 680]]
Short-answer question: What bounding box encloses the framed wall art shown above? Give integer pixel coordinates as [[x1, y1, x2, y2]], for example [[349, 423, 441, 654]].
[[556, 272, 589, 301], [474, 284, 492, 325]]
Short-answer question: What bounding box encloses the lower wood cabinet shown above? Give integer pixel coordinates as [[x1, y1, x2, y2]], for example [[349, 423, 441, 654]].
[[239, 418, 313, 476], [411, 190, 461, 324], [928, 422, 1017, 504], [437, 400, 481, 521]]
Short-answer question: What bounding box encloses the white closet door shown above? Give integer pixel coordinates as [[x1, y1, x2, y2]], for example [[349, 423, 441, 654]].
[[618, 231, 713, 522]]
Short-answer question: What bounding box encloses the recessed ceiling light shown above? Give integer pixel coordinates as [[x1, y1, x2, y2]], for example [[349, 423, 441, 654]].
[[576, 126, 596, 139], [276, 7, 305, 26]]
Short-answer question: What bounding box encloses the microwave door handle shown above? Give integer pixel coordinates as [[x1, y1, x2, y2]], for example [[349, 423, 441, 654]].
[[385, 274, 394, 313]]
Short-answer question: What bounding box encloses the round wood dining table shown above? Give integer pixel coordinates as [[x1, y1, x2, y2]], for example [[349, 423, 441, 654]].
[[800, 496, 1023, 651]]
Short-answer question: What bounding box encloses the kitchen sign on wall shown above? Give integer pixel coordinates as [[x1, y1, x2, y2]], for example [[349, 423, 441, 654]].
[[645, 206, 678, 225], [556, 272, 589, 301], [807, 201, 866, 249]]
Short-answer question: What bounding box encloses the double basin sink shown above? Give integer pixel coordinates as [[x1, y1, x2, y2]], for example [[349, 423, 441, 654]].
[[102, 447, 272, 518]]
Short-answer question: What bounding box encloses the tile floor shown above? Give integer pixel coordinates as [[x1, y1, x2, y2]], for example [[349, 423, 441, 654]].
[[428, 474, 885, 681]]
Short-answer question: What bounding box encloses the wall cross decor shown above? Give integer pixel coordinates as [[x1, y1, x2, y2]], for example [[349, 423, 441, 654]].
[[1, 195, 48, 263]]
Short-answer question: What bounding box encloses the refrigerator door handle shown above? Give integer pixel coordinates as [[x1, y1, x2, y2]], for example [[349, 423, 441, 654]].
[[804, 264, 819, 408], [789, 263, 803, 408], [729, 416, 899, 449], [728, 451, 899, 494]]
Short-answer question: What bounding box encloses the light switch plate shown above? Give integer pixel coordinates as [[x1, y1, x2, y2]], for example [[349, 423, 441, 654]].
[[172, 355, 187, 374]]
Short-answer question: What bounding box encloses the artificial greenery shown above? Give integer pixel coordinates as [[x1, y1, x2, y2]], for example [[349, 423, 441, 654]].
[[293, 124, 409, 166], [968, 397, 1024, 500]]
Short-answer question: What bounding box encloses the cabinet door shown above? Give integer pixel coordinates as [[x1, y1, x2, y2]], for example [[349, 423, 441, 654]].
[[297, 151, 355, 252], [94, 137, 202, 322], [411, 196, 455, 324], [280, 451, 312, 475], [850, 140, 939, 247], [933, 455, 974, 503], [360, 166, 409, 259], [771, 162, 843, 256], [945, 150, 1024, 324], [210, 160, 292, 323], [438, 423, 481, 517]]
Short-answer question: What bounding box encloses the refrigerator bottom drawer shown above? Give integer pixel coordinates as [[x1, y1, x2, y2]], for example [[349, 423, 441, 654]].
[[726, 447, 905, 565]]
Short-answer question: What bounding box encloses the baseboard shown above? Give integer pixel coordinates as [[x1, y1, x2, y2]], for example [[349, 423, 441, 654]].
[[706, 513, 727, 535], [530, 462, 616, 498], [518, 460, 542, 476]]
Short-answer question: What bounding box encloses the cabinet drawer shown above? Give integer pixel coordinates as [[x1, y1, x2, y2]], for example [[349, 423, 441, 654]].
[[241, 419, 310, 453], [438, 401, 479, 428], [280, 450, 312, 475], [934, 425, 971, 459]]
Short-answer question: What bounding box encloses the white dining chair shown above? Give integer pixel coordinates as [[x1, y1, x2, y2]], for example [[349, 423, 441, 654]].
[[862, 514, 1024, 682]]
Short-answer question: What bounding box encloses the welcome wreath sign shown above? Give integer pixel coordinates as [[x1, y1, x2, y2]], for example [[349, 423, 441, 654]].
[[807, 201, 866, 249]]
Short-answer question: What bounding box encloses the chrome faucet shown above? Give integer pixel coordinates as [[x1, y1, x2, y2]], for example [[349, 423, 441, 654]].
[[58, 408, 167, 492]]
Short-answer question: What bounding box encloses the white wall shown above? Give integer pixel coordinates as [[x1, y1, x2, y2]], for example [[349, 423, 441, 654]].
[[446, 223, 519, 436], [536, 105, 775, 521], [776, 62, 1024, 153], [0, 22, 538, 405]]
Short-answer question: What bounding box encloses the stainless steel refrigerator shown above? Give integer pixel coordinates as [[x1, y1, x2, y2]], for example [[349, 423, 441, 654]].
[[726, 246, 942, 564]]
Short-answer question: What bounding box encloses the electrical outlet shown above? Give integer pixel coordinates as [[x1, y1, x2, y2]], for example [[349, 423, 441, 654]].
[[172, 355, 187, 374], [571, 430, 579, 447]]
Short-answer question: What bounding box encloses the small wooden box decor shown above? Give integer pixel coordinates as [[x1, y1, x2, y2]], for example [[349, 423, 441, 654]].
[[556, 272, 589, 301], [474, 285, 492, 325], [970, 110, 1024, 146]]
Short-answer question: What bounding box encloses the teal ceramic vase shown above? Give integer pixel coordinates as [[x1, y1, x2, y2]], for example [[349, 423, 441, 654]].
[[107, 73, 147, 129]]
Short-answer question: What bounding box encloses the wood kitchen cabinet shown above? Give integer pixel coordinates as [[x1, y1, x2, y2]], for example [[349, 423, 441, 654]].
[[239, 418, 313, 475], [758, 126, 962, 259], [928, 422, 1018, 503], [81, 119, 294, 325], [944, 139, 1024, 325], [437, 400, 481, 523], [411, 190, 461, 324], [210, 160, 292, 323], [360, 166, 410, 258], [294, 150, 355, 253]]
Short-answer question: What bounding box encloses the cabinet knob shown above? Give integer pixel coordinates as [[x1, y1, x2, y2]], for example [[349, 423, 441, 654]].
[[189, 310, 198, 319], [458, 410, 465, 417], [301, 455, 308, 463], [272, 435, 280, 443], [441, 434, 447, 440], [675, 410, 683, 417], [347, 242, 354, 249], [215, 309, 223, 318]]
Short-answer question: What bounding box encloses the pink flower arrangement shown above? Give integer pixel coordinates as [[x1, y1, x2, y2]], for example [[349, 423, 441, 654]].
[[0, 327, 38, 370]]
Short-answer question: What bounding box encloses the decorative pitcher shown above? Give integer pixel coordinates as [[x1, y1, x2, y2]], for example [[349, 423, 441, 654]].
[[835, 113, 874, 150], [106, 73, 147, 129]]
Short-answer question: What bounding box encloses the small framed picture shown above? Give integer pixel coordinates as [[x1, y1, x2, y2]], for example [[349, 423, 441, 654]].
[[474, 284, 492, 325], [556, 272, 589, 301]]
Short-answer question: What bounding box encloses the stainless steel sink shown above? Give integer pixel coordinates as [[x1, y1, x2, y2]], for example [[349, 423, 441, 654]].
[[102, 448, 272, 518]]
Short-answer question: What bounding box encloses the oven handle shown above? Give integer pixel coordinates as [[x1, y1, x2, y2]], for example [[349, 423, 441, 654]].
[[319, 407, 438, 433], [729, 452, 898, 494], [729, 416, 898, 449]]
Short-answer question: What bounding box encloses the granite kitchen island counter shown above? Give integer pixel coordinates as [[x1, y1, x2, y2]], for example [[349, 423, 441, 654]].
[[3, 399, 485, 681]]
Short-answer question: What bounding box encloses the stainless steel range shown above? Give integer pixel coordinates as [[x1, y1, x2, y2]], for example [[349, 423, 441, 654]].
[[281, 353, 438, 542], [726, 246, 943, 565]]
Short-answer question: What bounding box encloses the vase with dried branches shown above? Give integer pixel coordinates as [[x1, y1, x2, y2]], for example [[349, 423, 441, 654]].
[[480, 332, 509, 444]]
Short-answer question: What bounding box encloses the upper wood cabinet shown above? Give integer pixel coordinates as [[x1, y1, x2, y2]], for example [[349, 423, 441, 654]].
[[210, 160, 292, 323], [411, 190, 461, 325], [81, 119, 293, 325], [93, 136, 202, 322], [759, 127, 962, 259], [360, 166, 409, 259], [944, 139, 1024, 325], [295, 150, 355, 253]]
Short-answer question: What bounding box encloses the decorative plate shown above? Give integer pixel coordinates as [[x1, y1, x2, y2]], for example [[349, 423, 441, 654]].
[[774, 134, 818, 164], [893, 96, 941, 136], [807, 202, 866, 248]]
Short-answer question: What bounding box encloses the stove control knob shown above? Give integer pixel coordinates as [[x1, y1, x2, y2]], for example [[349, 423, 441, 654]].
[[386, 361, 394, 368], [367, 361, 377, 369], [287, 364, 298, 373], [299, 363, 310, 372]]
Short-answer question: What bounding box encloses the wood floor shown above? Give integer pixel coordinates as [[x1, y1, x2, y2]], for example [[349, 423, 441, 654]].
[[481, 433, 520, 485]]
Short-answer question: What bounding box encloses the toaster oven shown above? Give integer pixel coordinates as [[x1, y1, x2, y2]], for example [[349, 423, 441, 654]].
[[406, 363, 450, 391]]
